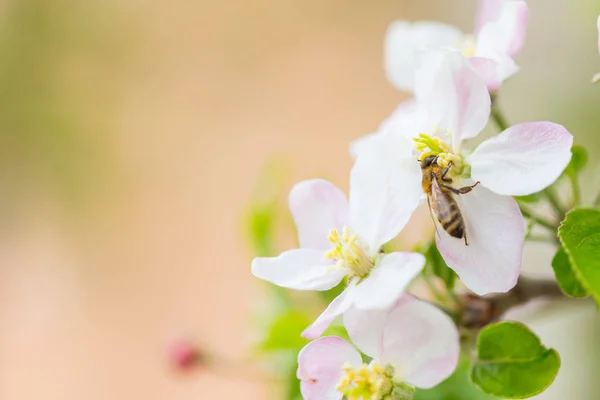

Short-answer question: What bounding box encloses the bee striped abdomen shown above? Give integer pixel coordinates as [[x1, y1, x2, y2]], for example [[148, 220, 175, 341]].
[[437, 195, 465, 239]]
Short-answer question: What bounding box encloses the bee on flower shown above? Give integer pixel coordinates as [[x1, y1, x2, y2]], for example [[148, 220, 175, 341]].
[[352, 50, 573, 295]]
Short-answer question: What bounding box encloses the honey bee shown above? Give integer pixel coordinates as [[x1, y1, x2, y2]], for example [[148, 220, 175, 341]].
[[420, 155, 479, 245]]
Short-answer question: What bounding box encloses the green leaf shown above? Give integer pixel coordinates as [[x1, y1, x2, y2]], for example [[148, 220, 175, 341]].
[[260, 311, 310, 351], [558, 208, 600, 304], [470, 321, 560, 399], [514, 192, 543, 204], [425, 242, 456, 290], [551, 247, 589, 298], [564, 145, 588, 177]]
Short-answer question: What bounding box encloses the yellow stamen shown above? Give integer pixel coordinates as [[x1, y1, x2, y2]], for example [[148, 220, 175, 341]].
[[413, 132, 465, 175], [326, 226, 373, 279], [336, 362, 395, 400], [461, 34, 476, 57]]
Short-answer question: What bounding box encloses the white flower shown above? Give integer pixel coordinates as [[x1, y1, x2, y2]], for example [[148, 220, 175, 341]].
[[353, 50, 573, 296], [385, 0, 529, 92], [251, 156, 426, 338], [297, 295, 460, 400]]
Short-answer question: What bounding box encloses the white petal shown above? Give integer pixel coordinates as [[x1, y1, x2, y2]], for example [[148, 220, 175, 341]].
[[349, 134, 422, 252], [350, 100, 432, 159], [297, 336, 362, 400], [475, 0, 506, 34], [436, 184, 523, 295], [385, 21, 465, 92], [469, 122, 573, 196], [289, 179, 349, 250], [597, 15, 600, 56], [415, 50, 491, 151], [349, 131, 381, 160], [352, 252, 426, 310], [343, 305, 388, 360], [475, 1, 529, 59], [379, 295, 460, 389], [251, 249, 345, 291], [302, 286, 355, 339]]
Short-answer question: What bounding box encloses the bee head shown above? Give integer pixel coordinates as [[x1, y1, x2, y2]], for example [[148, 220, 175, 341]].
[[420, 155, 438, 169]]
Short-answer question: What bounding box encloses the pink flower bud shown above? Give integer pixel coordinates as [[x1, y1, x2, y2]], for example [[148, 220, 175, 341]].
[[168, 339, 203, 371]]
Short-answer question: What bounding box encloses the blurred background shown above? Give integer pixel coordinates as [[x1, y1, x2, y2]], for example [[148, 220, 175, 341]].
[[0, 0, 599, 399]]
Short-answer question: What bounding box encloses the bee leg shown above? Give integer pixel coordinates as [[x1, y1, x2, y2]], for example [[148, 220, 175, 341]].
[[456, 181, 480, 194], [441, 161, 453, 183], [439, 184, 462, 195], [464, 232, 469, 246]]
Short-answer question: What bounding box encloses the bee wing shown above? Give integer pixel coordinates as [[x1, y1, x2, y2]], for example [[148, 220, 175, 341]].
[[430, 175, 454, 225], [426, 195, 441, 238]]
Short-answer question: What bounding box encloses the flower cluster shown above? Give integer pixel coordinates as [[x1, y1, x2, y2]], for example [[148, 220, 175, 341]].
[[252, 1, 575, 398]]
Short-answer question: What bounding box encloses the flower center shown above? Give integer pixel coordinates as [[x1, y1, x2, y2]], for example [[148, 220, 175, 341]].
[[326, 226, 373, 279], [460, 34, 476, 57], [336, 362, 394, 400], [413, 133, 464, 174]]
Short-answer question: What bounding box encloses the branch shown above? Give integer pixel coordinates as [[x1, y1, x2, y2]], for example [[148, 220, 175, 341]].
[[459, 276, 564, 328]]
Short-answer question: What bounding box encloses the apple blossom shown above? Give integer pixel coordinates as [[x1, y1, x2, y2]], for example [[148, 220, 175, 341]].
[[252, 157, 426, 338], [385, 0, 529, 92], [297, 295, 460, 400], [354, 50, 573, 296]]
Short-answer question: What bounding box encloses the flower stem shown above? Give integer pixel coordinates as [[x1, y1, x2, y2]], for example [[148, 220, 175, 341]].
[[594, 190, 600, 206], [459, 276, 565, 328], [519, 206, 557, 232], [543, 187, 565, 220], [570, 174, 581, 207], [490, 106, 509, 132], [422, 275, 447, 305], [525, 234, 557, 243]]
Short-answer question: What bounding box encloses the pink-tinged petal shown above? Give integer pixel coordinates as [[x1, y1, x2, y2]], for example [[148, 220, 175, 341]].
[[475, 0, 505, 34], [415, 50, 491, 151], [352, 252, 425, 310], [251, 249, 345, 291], [289, 179, 349, 251], [469, 122, 573, 196], [380, 295, 460, 389], [475, 1, 529, 59], [436, 185, 523, 295], [297, 336, 362, 400], [302, 285, 355, 339], [385, 21, 465, 92], [349, 134, 422, 252], [470, 56, 519, 91]]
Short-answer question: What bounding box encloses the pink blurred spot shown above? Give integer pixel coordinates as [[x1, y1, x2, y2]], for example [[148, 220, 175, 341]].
[[168, 339, 203, 372]]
